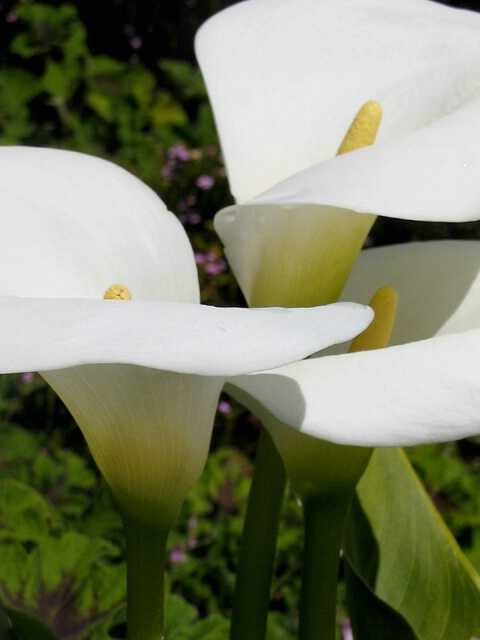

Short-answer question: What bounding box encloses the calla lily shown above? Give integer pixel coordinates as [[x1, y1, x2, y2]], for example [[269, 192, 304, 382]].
[[197, 0, 480, 503], [226, 240, 480, 449], [0, 146, 373, 639], [197, 3, 480, 636], [225, 241, 480, 640], [0, 146, 372, 511], [196, 0, 480, 307]]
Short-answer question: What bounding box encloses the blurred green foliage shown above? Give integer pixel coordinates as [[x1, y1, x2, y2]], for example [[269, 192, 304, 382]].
[[0, 1, 480, 639], [0, 420, 305, 639], [0, 2, 220, 187]]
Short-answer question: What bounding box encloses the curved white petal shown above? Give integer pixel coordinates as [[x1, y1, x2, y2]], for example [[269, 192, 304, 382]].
[[340, 241, 480, 344], [249, 97, 480, 221], [0, 297, 372, 375], [215, 204, 375, 307], [197, 0, 480, 202], [0, 147, 199, 303], [226, 329, 480, 447], [227, 241, 480, 447], [43, 366, 223, 528]]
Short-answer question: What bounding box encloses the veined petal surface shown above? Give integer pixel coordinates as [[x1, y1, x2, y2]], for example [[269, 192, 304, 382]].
[[226, 241, 480, 446], [197, 0, 480, 203], [0, 146, 199, 303], [42, 366, 224, 528], [215, 204, 375, 307], [0, 297, 372, 376]]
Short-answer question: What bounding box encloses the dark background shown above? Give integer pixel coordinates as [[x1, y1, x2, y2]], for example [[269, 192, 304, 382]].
[[1, 0, 479, 71]]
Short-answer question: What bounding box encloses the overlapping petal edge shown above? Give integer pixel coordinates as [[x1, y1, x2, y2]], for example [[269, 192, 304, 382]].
[[196, 0, 480, 208], [226, 241, 480, 447], [243, 97, 480, 222], [0, 298, 373, 377]]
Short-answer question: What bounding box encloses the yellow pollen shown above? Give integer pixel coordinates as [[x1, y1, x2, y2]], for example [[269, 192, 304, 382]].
[[103, 284, 132, 300], [349, 286, 398, 353], [336, 101, 383, 156]]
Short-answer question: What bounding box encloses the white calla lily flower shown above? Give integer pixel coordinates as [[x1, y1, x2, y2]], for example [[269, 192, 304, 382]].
[[197, 0, 480, 204], [227, 241, 480, 449], [197, 0, 480, 307], [198, 4, 480, 633], [0, 146, 373, 526], [196, 0, 480, 448]]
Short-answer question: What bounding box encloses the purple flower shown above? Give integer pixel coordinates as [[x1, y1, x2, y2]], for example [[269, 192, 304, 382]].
[[218, 399, 232, 415], [162, 144, 191, 179], [195, 252, 227, 275], [169, 545, 187, 564], [204, 259, 227, 276], [168, 143, 191, 163], [187, 535, 198, 549], [186, 210, 201, 225], [196, 175, 215, 190], [341, 619, 353, 640]]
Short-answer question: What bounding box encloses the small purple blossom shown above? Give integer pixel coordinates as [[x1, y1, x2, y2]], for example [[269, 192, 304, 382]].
[[169, 545, 187, 564], [341, 619, 353, 640], [195, 174, 215, 190], [20, 372, 35, 384], [161, 143, 191, 178], [186, 210, 201, 225], [187, 536, 198, 549], [195, 251, 227, 276], [218, 400, 232, 415], [168, 143, 191, 163], [204, 259, 227, 276]]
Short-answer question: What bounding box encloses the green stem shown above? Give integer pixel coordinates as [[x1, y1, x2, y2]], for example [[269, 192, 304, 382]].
[[299, 495, 351, 640], [122, 512, 169, 640], [230, 427, 287, 640]]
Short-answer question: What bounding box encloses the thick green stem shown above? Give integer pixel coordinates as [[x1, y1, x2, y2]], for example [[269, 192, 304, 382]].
[[123, 512, 169, 640], [230, 427, 287, 640], [299, 495, 351, 640]]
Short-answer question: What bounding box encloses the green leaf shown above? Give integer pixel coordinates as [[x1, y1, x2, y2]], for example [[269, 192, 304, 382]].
[[344, 558, 418, 639], [186, 614, 230, 639], [0, 479, 53, 541], [344, 448, 480, 640], [0, 531, 125, 639], [163, 594, 230, 640], [160, 59, 208, 100], [164, 593, 198, 639], [3, 606, 60, 640], [0, 605, 14, 639], [43, 59, 82, 100]]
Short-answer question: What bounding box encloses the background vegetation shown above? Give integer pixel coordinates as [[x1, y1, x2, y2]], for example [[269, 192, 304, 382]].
[[0, 1, 480, 638]]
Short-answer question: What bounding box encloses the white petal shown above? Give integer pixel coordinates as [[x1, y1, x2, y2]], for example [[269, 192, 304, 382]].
[[43, 366, 223, 528], [226, 330, 480, 447], [215, 203, 375, 307], [197, 0, 480, 202], [0, 147, 199, 302], [0, 297, 373, 375], [250, 97, 480, 221], [339, 241, 480, 344]]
